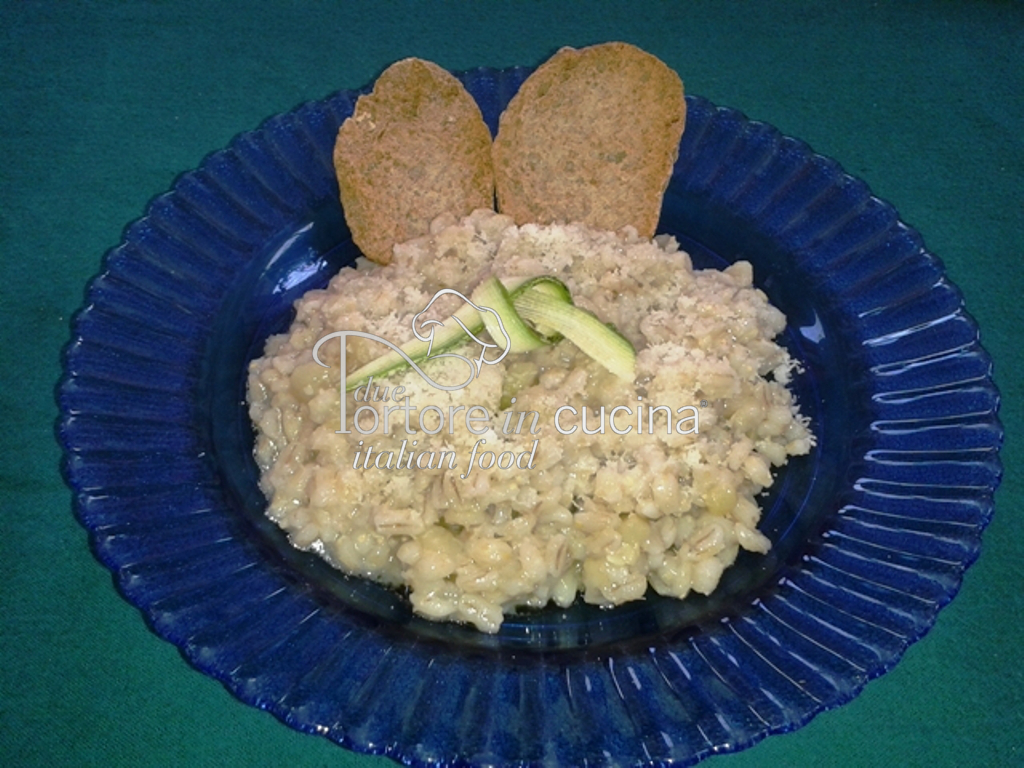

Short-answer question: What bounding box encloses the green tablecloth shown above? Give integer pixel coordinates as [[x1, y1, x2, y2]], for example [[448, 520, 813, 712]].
[[3, 1, 1021, 765]]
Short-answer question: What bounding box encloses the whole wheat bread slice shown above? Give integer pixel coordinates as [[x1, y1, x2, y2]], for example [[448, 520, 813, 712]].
[[492, 42, 686, 238], [333, 58, 495, 264]]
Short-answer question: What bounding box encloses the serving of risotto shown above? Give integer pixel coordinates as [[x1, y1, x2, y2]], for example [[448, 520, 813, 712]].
[[247, 209, 813, 633]]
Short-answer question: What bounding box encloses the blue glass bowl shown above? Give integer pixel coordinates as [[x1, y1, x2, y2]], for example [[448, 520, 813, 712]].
[[56, 66, 1002, 766]]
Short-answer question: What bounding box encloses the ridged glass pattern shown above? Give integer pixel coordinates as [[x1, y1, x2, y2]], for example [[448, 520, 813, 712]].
[[57, 66, 1002, 767]]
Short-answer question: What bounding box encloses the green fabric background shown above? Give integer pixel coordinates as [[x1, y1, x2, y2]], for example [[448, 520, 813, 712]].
[[2, 1, 1021, 766]]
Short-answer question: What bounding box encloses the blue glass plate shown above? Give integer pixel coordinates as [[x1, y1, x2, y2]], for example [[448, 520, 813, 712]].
[[57, 66, 1002, 766]]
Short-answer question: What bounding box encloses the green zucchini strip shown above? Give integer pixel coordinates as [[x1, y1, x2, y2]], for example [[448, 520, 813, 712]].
[[513, 289, 636, 382], [345, 275, 636, 391], [471, 277, 547, 354]]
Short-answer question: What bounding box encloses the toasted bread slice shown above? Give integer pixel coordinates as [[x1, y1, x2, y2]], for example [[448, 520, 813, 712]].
[[333, 58, 494, 264], [493, 42, 685, 238]]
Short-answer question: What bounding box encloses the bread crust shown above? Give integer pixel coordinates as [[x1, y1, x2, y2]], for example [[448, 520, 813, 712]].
[[333, 58, 495, 264], [492, 42, 686, 239]]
